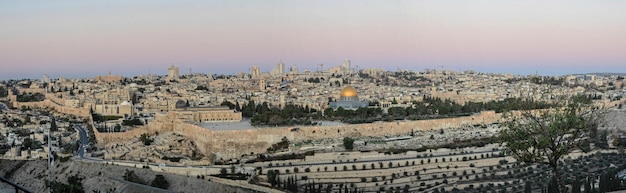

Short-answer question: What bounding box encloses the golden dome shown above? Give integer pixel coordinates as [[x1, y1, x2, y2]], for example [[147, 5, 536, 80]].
[[340, 86, 358, 97]]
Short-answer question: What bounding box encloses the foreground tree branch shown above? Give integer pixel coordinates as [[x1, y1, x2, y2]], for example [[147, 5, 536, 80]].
[[499, 95, 604, 193]]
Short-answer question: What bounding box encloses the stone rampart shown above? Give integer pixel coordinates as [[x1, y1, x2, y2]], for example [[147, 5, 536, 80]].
[[95, 111, 500, 159], [15, 88, 46, 95], [92, 114, 174, 144], [12, 99, 90, 117]]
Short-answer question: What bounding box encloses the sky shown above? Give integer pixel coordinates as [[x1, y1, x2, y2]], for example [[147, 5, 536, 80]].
[[1, 0, 625, 80]]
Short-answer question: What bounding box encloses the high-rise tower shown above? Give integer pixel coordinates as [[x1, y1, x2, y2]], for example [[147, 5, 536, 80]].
[[251, 66, 261, 78], [168, 65, 179, 80], [341, 59, 351, 74], [278, 62, 285, 76]]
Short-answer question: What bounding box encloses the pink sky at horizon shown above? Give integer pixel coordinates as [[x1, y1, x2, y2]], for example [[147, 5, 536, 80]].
[[1, 0, 625, 79]]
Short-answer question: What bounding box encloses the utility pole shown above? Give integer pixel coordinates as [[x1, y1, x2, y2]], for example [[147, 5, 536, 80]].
[[48, 119, 53, 193]]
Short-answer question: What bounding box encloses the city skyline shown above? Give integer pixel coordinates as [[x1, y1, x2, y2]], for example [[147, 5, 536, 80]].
[[2, 0, 626, 79]]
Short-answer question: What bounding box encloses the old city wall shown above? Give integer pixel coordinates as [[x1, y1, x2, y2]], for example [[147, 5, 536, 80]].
[[92, 114, 175, 145], [94, 111, 500, 159], [193, 111, 500, 158], [12, 99, 90, 117], [16, 88, 46, 95]]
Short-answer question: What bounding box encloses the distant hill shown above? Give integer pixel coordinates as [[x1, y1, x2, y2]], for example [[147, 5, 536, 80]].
[[567, 72, 626, 77]]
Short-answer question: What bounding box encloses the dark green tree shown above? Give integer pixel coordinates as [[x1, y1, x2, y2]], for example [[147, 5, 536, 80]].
[[267, 169, 279, 187], [525, 181, 532, 193], [49, 174, 85, 193], [150, 174, 169, 189], [50, 119, 58, 132], [123, 169, 145, 184], [499, 96, 603, 193], [219, 168, 227, 177], [585, 177, 592, 193], [343, 137, 355, 150], [140, 133, 153, 145], [572, 177, 581, 193]]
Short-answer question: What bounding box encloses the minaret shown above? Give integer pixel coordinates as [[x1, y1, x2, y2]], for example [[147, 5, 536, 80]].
[[280, 94, 285, 109]]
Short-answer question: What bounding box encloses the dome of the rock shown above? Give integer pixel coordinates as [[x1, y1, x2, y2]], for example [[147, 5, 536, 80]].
[[340, 86, 358, 98]]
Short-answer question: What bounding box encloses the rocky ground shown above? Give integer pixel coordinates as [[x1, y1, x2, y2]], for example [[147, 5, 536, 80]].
[[99, 132, 211, 165], [603, 109, 626, 129], [0, 159, 257, 193]]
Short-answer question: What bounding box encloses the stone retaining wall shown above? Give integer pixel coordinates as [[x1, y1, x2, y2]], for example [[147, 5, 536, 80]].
[[93, 111, 500, 159]]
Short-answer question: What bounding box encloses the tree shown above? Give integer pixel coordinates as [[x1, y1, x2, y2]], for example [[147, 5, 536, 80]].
[[585, 177, 592, 193], [150, 174, 169, 189], [49, 174, 85, 193], [525, 181, 532, 193], [220, 168, 227, 177], [140, 133, 153, 145], [123, 169, 145, 184], [50, 119, 58, 132], [572, 177, 581, 193], [0, 86, 7, 97], [267, 170, 279, 187], [343, 137, 355, 150], [499, 96, 603, 193]]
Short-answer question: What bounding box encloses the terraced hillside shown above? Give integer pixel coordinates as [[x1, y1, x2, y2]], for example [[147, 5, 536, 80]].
[[254, 148, 626, 193]]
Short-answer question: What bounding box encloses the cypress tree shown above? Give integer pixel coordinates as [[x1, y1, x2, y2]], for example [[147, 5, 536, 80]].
[[572, 178, 581, 193], [525, 181, 532, 193]]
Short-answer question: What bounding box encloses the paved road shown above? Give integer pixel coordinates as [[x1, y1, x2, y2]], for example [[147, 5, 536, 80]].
[[74, 125, 102, 162], [75, 125, 87, 158]]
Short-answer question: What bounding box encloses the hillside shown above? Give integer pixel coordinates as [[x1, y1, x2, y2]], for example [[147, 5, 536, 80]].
[[0, 159, 259, 193]]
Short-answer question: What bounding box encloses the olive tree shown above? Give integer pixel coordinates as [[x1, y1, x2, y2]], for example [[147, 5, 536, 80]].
[[499, 96, 603, 193]]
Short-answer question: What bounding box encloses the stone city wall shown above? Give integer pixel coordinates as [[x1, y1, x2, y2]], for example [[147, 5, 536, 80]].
[[8, 91, 90, 117], [94, 111, 500, 159], [15, 88, 46, 95], [92, 114, 174, 145], [12, 99, 90, 117]]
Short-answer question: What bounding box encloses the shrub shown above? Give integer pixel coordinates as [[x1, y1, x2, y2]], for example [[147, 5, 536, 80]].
[[150, 174, 169, 189], [123, 169, 145, 184], [343, 137, 355, 150], [140, 133, 153, 145]]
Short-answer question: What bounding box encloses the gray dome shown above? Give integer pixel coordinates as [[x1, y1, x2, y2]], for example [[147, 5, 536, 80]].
[[175, 100, 187, 108]]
